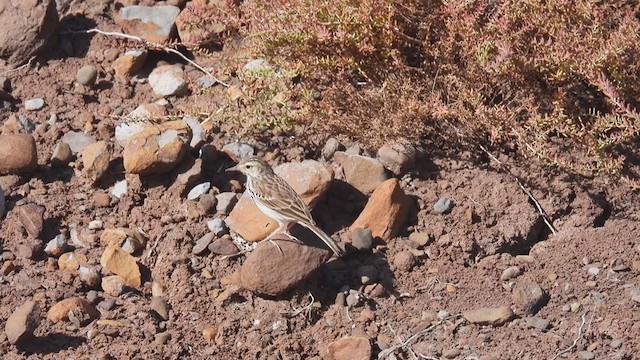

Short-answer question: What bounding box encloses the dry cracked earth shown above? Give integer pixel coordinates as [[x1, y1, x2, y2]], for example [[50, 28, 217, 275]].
[[1, 1, 639, 359]]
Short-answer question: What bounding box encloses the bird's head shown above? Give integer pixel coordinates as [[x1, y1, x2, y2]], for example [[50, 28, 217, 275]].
[[226, 156, 273, 177]]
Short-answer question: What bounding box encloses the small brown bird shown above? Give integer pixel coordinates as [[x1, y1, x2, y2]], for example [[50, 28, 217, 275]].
[[227, 156, 344, 257]]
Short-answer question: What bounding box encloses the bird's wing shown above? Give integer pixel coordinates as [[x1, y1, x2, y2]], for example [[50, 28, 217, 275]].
[[254, 176, 316, 225]]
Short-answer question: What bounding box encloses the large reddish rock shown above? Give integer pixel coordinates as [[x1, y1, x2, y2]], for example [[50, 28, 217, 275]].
[[334, 152, 387, 195], [47, 297, 99, 325], [0, 0, 58, 66], [236, 238, 330, 296], [327, 336, 372, 360], [0, 134, 38, 174], [5, 301, 41, 345], [100, 245, 142, 287], [82, 141, 111, 183], [116, 5, 180, 43], [226, 160, 333, 242], [350, 178, 412, 241]]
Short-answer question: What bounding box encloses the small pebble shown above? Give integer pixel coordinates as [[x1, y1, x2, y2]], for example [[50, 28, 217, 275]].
[[437, 310, 449, 320], [88, 220, 103, 230], [587, 266, 600, 276], [192, 233, 214, 255], [76, 65, 98, 86], [155, 332, 171, 345], [577, 351, 595, 360], [98, 299, 115, 311], [433, 197, 453, 214], [187, 182, 211, 200], [500, 266, 521, 281], [24, 98, 45, 111], [206, 218, 228, 237], [610, 339, 623, 349], [351, 228, 373, 251], [570, 302, 581, 312]]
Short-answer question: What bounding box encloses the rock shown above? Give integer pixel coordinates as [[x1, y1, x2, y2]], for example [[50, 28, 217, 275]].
[[222, 142, 254, 162], [98, 299, 115, 311], [192, 233, 214, 255], [393, 251, 417, 272], [226, 160, 333, 241], [4, 301, 40, 345], [206, 218, 228, 236], [587, 266, 600, 276], [175, 1, 226, 45], [350, 178, 412, 241], [350, 228, 373, 251], [500, 266, 521, 281], [187, 182, 210, 200], [433, 197, 454, 214], [116, 5, 180, 43], [111, 179, 128, 199], [62, 131, 95, 154], [113, 49, 148, 80], [208, 238, 238, 255], [76, 65, 98, 86], [327, 335, 371, 360], [100, 245, 142, 287], [628, 287, 640, 303], [0, 0, 58, 66], [243, 58, 273, 72], [202, 325, 217, 343], [512, 277, 546, 315], [78, 266, 101, 288], [463, 306, 513, 326], [69, 227, 97, 248], [88, 220, 103, 230], [82, 141, 111, 183], [524, 316, 550, 330], [50, 141, 73, 167], [58, 252, 88, 272], [93, 192, 112, 207], [377, 141, 416, 175], [17, 203, 45, 238], [44, 234, 67, 257], [442, 349, 462, 359], [47, 297, 99, 325], [409, 231, 432, 247], [216, 192, 238, 214], [101, 275, 127, 296], [128, 103, 167, 119], [24, 98, 45, 111], [238, 239, 330, 296], [577, 351, 595, 360], [183, 115, 206, 150], [2, 114, 34, 133], [334, 152, 387, 195], [100, 228, 129, 246], [321, 138, 342, 160], [1, 260, 15, 275], [150, 296, 169, 320], [155, 332, 171, 345], [148, 65, 188, 96], [123, 120, 191, 175], [0, 134, 38, 174]]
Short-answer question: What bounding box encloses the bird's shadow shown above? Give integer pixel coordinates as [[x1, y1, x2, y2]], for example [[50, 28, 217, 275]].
[[16, 333, 85, 354]]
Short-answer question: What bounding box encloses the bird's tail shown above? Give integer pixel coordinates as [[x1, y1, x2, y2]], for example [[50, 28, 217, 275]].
[[300, 222, 345, 257]]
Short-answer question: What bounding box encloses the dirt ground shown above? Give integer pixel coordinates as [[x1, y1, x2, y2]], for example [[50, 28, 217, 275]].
[[1, 2, 640, 360]]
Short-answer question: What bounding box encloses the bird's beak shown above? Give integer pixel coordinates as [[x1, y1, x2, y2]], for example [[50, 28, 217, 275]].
[[226, 165, 238, 172]]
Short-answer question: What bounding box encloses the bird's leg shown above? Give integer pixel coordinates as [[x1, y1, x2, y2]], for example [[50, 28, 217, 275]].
[[282, 222, 303, 244], [264, 222, 287, 255]]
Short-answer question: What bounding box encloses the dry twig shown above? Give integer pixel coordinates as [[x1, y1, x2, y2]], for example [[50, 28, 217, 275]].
[[550, 313, 588, 360], [378, 322, 441, 359]]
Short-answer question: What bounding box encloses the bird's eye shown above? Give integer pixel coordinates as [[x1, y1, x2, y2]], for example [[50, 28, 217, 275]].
[[245, 164, 252, 169]]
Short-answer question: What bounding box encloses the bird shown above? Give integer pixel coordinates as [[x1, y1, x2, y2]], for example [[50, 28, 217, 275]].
[[226, 156, 345, 257]]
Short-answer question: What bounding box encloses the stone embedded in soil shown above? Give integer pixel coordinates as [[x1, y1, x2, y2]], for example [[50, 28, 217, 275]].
[[226, 160, 333, 242], [113, 49, 148, 80], [215, 192, 238, 214], [350, 178, 412, 242], [50, 140, 73, 167], [0, 0, 58, 66], [500, 266, 521, 281], [150, 296, 170, 320], [44, 234, 67, 257], [377, 141, 417, 175], [327, 335, 372, 360], [208, 238, 238, 255], [58, 252, 88, 272], [433, 197, 454, 214], [409, 231, 432, 247], [78, 266, 101, 288], [116, 5, 180, 43], [76, 65, 98, 86], [47, 297, 99, 325], [192, 233, 214, 255], [321, 137, 342, 160], [62, 131, 95, 154], [512, 277, 546, 315], [123, 120, 191, 175], [82, 141, 111, 183], [183, 115, 206, 150], [0, 134, 38, 174], [100, 228, 129, 246], [187, 182, 211, 200], [5, 301, 41, 345], [1, 260, 15, 275], [463, 306, 513, 326], [202, 325, 217, 343], [350, 227, 373, 251], [237, 238, 330, 296], [129, 103, 168, 120], [17, 203, 45, 239], [175, 1, 226, 45], [524, 316, 550, 330], [101, 275, 127, 297], [207, 218, 228, 236], [24, 98, 45, 111], [100, 245, 142, 288], [334, 152, 388, 195], [393, 250, 417, 272], [148, 64, 189, 97], [222, 142, 255, 162]]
